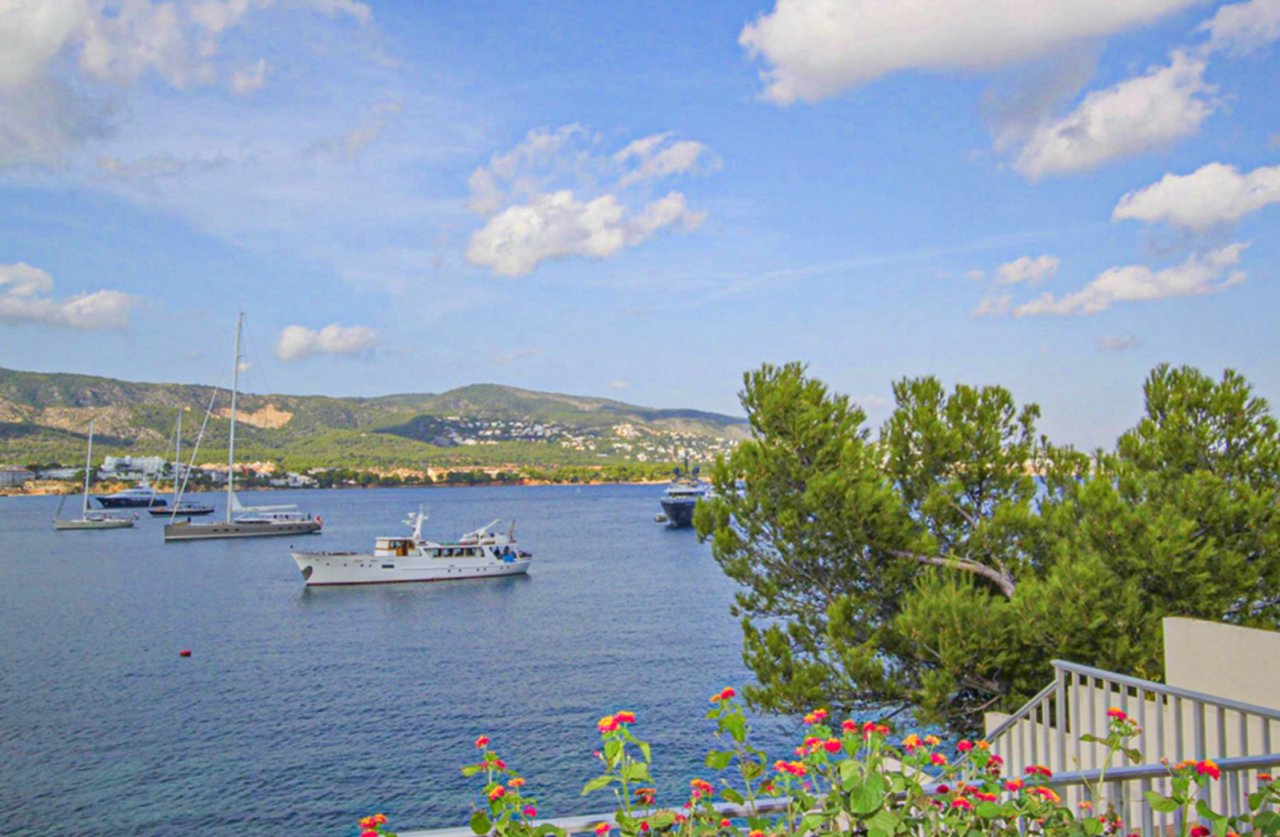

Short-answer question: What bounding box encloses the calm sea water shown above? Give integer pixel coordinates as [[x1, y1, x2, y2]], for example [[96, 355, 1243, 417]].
[[0, 485, 793, 836]]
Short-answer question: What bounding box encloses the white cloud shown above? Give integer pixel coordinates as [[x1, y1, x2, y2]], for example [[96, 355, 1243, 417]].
[[971, 293, 1013, 318], [0, 262, 135, 330], [310, 101, 404, 160], [1113, 162, 1280, 231], [997, 254, 1059, 285], [275, 323, 378, 360], [739, 0, 1200, 105], [1098, 334, 1138, 352], [607, 380, 629, 391], [231, 57, 265, 95], [98, 152, 227, 180], [0, 0, 373, 167], [1013, 244, 1247, 316], [466, 127, 714, 277], [466, 190, 704, 278], [1201, 0, 1280, 54], [1013, 52, 1216, 179]]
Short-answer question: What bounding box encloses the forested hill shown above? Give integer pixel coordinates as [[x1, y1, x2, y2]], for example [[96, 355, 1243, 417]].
[[0, 367, 747, 469]]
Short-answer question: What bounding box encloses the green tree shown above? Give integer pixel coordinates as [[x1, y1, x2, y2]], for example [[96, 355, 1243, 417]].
[[697, 362, 1280, 733]]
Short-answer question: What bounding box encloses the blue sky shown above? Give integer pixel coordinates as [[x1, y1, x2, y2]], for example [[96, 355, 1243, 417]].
[[1, 0, 1278, 449]]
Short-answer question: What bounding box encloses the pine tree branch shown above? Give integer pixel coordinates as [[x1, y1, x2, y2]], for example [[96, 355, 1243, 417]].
[[888, 549, 1017, 599]]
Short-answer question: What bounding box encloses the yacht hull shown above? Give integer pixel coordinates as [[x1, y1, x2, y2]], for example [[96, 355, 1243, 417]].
[[97, 496, 165, 508], [149, 504, 215, 517], [659, 498, 697, 528], [164, 519, 322, 541], [54, 518, 134, 530], [291, 551, 531, 586]]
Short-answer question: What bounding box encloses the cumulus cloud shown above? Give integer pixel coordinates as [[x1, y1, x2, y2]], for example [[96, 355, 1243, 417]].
[[466, 190, 704, 278], [0, 0, 371, 167], [1201, 0, 1280, 54], [231, 57, 266, 95], [275, 323, 378, 360], [1013, 52, 1216, 179], [997, 254, 1059, 285], [1013, 244, 1247, 316], [1113, 162, 1280, 231], [465, 127, 714, 277], [0, 262, 136, 330], [738, 0, 1199, 105], [1098, 334, 1138, 352], [971, 293, 1013, 318]]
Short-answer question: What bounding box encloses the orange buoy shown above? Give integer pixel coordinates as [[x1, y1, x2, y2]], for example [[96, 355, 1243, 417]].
[[179, 649, 192, 657]]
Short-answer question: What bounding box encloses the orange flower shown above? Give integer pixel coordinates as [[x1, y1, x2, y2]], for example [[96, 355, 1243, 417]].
[[1003, 779, 1024, 792], [598, 715, 619, 733], [474, 735, 490, 748], [374, 814, 387, 825], [975, 792, 997, 802], [720, 819, 732, 828], [902, 734, 921, 751], [710, 687, 737, 703], [1030, 787, 1060, 803], [976, 741, 990, 750], [802, 708, 828, 725], [931, 752, 948, 766], [923, 735, 941, 746], [690, 778, 716, 797], [508, 778, 526, 789], [950, 798, 973, 811], [594, 823, 610, 835], [1259, 773, 1274, 781], [823, 738, 842, 753], [1024, 765, 1052, 778], [615, 711, 636, 724], [634, 787, 657, 805], [488, 786, 506, 801]]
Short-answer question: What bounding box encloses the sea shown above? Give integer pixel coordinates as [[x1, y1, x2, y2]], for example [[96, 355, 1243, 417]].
[[0, 484, 797, 836]]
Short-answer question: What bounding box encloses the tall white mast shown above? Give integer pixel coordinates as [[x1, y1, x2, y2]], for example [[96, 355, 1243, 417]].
[[174, 409, 182, 501], [83, 419, 94, 518], [227, 313, 243, 523]]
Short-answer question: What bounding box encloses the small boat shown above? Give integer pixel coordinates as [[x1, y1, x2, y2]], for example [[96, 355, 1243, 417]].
[[54, 420, 136, 531], [148, 411, 214, 517], [291, 509, 531, 586], [96, 485, 165, 508], [148, 501, 215, 517], [659, 460, 711, 528]]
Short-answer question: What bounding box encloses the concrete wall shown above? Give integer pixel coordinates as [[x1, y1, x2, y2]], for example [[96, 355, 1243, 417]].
[[1163, 617, 1280, 708]]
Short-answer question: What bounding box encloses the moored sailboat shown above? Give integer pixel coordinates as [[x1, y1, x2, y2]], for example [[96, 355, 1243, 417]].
[[163, 314, 321, 542], [54, 420, 136, 531]]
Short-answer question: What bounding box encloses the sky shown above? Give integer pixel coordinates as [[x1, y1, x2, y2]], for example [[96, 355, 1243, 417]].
[[1, 0, 1278, 449]]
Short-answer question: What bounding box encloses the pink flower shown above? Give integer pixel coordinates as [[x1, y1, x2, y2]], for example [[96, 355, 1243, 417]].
[[950, 798, 973, 811], [823, 738, 842, 753], [931, 752, 948, 766], [488, 786, 505, 801], [594, 824, 610, 835], [615, 710, 636, 724], [1190, 827, 1210, 837], [957, 740, 974, 752], [474, 735, 490, 748], [523, 806, 537, 817]]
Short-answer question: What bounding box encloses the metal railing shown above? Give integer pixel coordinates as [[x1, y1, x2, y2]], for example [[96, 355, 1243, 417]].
[[984, 659, 1280, 830], [401, 754, 1280, 837]]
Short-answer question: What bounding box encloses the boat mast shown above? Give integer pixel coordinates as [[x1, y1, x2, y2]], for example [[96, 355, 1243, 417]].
[[174, 409, 182, 502], [83, 419, 94, 518], [227, 313, 243, 523]]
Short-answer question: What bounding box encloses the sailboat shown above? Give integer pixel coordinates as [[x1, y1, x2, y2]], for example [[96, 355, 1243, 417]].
[[163, 314, 322, 542], [53, 420, 136, 530], [148, 409, 214, 517]]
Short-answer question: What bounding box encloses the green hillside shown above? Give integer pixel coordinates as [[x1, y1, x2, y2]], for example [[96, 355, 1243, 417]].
[[0, 368, 746, 471]]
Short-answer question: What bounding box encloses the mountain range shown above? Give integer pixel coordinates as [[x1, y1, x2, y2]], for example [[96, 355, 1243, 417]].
[[0, 367, 748, 471]]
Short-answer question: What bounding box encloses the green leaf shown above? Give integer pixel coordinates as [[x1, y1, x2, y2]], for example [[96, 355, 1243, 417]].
[[705, 750, 734, 771], [638, 741, 652, 764], [1249, 790, 1267, 812], [864, 808, 899, 837], [849, 772, 886, 815], [839, 758, 862, 790], [623, 762, 651, 783], [604, 739, 622, 767], [533, 825, 563, 837], [648, 810, 676, 829], [1254, 810, 1280, 836], [461, 765, 483, 777], [723, 713, 746, 743], [720, 787, 745, 806], [1144, 791, 1182, 814], [470, 811, 492, 835], [581, 775, 613, 795]]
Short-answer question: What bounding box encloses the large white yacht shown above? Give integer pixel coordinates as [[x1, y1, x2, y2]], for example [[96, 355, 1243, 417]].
[[95, 485, 164, 509], [291, 510, 530, 586]]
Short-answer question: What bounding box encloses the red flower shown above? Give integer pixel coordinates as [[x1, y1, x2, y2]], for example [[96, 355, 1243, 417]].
[[598, 715, 619, 733], [488, 786, 505, 801], [720, 819, 732, 828], [690, 778, 716, 797], [1196, 760, 1221, 780], [975, 792, 997, 802], [931, 752, 948, 766], [508, 778, 526, 788], [802, 708, 829, 725], [639, 822, 650, 833], [523, 806, 537, 817], [1024, 765, 1052, 778], [634, 787, 656, 805], [950, 798, 973, 811], [1003, 780, 1024, 792], [594, 824, 610, 835], [1259, 773, 1273, 781], [493, 758, 507, 770], [1190, 827, 1210, 837], [936, 785, 950, 794], [474, 735, 490, 748], [1107, 708, 1129, 722], [823, 738, 842, 753], [615, 711, 636, 724], [957, 740, 974, 752], [841, 719, 857, 733], [361, 831, 379, 837]]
